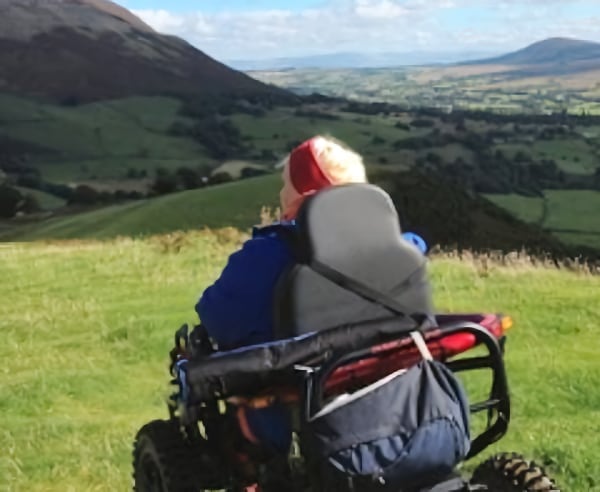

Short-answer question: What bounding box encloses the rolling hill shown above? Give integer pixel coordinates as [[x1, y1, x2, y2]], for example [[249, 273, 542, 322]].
[[463, 37, 600, 76], [0, 0, 289, 102], [471, 38, 600, 68], [4, 171, 598, 265]]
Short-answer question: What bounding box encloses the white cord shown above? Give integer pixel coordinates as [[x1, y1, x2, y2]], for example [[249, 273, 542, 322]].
[[410, 331, 433, 361]]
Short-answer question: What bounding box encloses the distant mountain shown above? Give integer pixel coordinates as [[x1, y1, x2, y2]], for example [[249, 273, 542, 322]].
[[462, 37, 600, 75], [229, 51, 497, 71], [0, 0, 289, 102]]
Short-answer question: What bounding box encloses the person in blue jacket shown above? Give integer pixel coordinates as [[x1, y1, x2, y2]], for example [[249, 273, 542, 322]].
[[195, 136, 427, 463]]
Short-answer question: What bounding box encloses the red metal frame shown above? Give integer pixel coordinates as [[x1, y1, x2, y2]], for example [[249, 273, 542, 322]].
[[323, 314, 502, 396], [227, 314, 505, 408]]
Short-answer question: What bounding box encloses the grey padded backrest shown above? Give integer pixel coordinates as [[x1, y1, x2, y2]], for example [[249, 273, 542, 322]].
[[273, 184, 433, 339]]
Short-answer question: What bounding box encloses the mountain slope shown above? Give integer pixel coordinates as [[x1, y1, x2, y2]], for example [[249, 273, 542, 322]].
[[478, 38, 600, 66], [0, 0, 289, 102], [463, 37, 600, 76]]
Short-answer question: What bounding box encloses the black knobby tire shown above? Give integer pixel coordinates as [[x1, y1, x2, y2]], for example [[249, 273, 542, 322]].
[[132, 419, 227, 492], [471, 452, 559, 491]]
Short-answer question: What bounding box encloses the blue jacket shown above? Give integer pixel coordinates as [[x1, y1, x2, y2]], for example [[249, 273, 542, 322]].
[[195, 223, 427, 452], [196, 223, 295, 350], [196, 223, 295, 453]]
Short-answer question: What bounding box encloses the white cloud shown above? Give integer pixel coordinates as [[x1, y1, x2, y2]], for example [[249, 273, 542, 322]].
[[131, 0, 600, 61], [354, 0, 410, 19]]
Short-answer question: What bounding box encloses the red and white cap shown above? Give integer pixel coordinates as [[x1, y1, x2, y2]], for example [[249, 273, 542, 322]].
[[279, 136, 366, 219]]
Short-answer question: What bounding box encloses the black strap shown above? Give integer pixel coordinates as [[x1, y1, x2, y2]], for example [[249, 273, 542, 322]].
[[276, 225, 428, 327], [310, 259, 427, 326]]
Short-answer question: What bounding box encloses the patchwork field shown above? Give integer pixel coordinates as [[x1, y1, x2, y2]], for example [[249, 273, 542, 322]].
[[486, 190, 600, 250], [2, 93, 599, 252], [250, 66, 600, 115]]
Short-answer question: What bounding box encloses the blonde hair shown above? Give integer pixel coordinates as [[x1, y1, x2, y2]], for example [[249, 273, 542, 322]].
[[311, 135, 367, 184], [278, 135, 368, 219], [276, 135, 368, 185]]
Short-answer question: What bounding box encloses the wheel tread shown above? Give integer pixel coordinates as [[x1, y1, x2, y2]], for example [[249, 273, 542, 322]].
[[471, 452, 559, 491], [132, 419, 226, 491]]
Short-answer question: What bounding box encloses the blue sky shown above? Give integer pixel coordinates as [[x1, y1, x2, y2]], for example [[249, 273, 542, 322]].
[[124, 0, 326, 13], [121, 1, 600, 60]]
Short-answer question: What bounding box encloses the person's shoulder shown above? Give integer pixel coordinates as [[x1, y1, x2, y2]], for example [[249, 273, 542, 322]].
[[229, 221, 296, 259], [251, 220, 296, 240]]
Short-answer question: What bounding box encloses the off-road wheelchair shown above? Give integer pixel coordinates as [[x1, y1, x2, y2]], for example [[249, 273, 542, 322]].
[[133, 184, 559, 492]]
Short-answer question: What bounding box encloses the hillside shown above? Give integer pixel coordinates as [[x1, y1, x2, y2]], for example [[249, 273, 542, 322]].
[[1, 233, 598, 491], [0, 174, 281, 240], [470, 38, 600, 73], [4, 171, 598, 264], [2, 99, 600, 251], [0, 94, 209, 181], [0, 0, 288, 102]]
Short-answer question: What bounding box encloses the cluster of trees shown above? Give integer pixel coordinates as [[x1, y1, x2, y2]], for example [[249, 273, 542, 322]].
[[294, 109, 340, 120], [176, 91, 301, 120], [1, 146, 274, 214], [66, 186, 145, 206], [391, 124, 577, 154], [342, 101, 404, 116], [170, 92, 334, 160], [417, 147, 600, 196], [340, 99, 600, 128], [0, 185, 40, 219], [437, 107, 600, 128], [150, 165, 268, 196], [370, 168, 600, 263], [169, 116, 250, 160]]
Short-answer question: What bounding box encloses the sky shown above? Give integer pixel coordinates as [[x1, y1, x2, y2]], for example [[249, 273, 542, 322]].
[[120, 0, 600, 61]]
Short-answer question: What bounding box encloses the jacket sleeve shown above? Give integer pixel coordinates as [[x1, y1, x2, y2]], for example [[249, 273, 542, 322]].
[[195, 235, 292, 349]]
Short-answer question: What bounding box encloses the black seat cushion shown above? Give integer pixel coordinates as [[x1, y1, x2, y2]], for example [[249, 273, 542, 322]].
[[273, 184, 433, 339]]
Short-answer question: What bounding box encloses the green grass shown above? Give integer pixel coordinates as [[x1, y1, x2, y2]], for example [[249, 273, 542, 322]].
[[231, 108, 413, 164], [1, 175, 281, 241], [15, 187, 66, 210], [533, 139, 599, 175], [0, 235, 598, 491], [542, 190, 600, 233], [556, 231, 600, 250], [484, 190, 600, 249], [484, 194, 545, 224], [495, 139, 599, 175], [212, 160, 268, 179], [0, 94, 208, 181]]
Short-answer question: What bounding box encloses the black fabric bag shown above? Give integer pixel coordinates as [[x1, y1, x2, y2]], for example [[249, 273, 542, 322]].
[[305, 332, 471, 490]]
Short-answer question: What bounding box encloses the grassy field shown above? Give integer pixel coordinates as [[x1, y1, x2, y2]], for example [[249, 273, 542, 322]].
[[484, 194, 545, 224], [543, 190, 600, 233], [15, 187, 66, 210], [0, 233, 599, 491], [485, 190, 600, 250], [0, 94, 210, 182], [543, 190, 600, 249], [495, 139, 599, 176]]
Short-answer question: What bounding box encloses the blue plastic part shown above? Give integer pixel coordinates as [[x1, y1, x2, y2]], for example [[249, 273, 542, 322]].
[[402, 232, 428, 254]]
